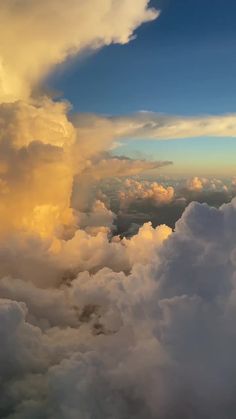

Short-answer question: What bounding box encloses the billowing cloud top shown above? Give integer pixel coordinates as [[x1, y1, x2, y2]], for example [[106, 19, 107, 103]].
[[2, 196, 236, 418], [0, 0, 158, 102]]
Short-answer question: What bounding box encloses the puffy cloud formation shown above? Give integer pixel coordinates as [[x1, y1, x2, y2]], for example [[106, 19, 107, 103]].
[[0, 0, 168, 285], [95, 176, 236, 236], [71, 157, 171, 212], [77, 200, 115, 236], [98, 175, 233, 214], [0, 99, 77, 237], [186, 176, 229, 192], [0, 0, 158, 102], [2, 199, 236, 417], [119, 178, 175, 209], [0, 98, 171, 239], [187, 176, 204, 191]]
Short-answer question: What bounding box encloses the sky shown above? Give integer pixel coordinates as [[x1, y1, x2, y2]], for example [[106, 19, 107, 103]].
[[47, 0, 236, 176]]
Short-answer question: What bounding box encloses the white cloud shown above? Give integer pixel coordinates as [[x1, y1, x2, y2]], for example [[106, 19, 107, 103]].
[[1, 200, 236, 417]]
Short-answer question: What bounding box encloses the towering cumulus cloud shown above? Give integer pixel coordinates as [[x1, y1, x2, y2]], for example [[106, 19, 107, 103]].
[[0, 1, 164, 239], [1, 1, 236, 418]]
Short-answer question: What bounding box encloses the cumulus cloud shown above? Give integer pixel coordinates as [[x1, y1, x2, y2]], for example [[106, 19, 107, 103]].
[[0, 99, 77, 238], [187, 176, 204, 191], [95, 175, 236, 236], [0, 98, 172, 238], [119, 178, 175, 209], [1, 99, 236, 416], [186, 176, 229, 193], [72, 157, 172, 212], [1, 200, 236, 417]]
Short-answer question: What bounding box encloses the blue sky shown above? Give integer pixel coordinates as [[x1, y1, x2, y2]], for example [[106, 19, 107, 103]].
[[47, 0, 236, 176]]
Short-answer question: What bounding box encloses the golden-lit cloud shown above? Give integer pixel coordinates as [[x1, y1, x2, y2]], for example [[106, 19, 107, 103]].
[[186, 176, 204, 192], [0, 0, 158, 102], [0, 0, 162, 239], [0, 99, 172, 239], [119, 178, 175, 208], [0, 100, 75, 237]]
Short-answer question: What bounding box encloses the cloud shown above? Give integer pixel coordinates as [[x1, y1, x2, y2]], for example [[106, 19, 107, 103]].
[[0, 98, 171, 238], [95, 176, 236, 236], [119, 178, 175, 209], [0, 0, 158, 102], [0, 100, 76, 237], [72, 157, 172, 211], [1, 0, 236, 416], [1, 200, 236, 417], [186, 176, 204, 191], [186, 176, 229, 193], [77, 200, 116, 236], [77, 112, 236, 141]]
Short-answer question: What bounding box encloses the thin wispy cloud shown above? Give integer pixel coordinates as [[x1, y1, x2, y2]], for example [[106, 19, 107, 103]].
[[75, 112, 236, 143]]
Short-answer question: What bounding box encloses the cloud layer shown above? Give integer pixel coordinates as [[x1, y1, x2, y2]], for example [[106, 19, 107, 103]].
[[78, 112, 236, 141], [1, 199, 236, 418]]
